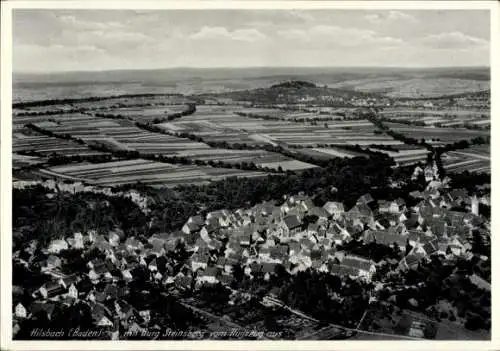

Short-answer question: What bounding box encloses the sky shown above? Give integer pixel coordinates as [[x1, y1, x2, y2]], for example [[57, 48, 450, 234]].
[[13, 9, 490, 72]]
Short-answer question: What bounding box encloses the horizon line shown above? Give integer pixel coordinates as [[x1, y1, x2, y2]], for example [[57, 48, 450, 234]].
[[14, 65, 491, 75]]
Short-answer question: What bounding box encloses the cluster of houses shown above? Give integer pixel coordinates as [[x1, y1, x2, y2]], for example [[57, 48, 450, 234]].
[[12, 168, 489, 338]]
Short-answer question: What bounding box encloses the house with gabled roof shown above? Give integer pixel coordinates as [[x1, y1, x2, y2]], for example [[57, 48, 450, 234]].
[[124, 237, 143, 252], [93, 238, 113, 254], [270, 245, 289, 261], [364, 230, 407, 251], [67, 232, 84, 249], [15, 303, 27, 319], [399, 246, 427, 271], [468, 274, 490, 291], [406, 230, 433, 248], [326, 223, 350, 245], [91, 302, 113, 325], [219, 272, 234, 286], [288, 242, 301, 256], [357, 193, 374, 205], [289, 194, 308, 205], [307, 223, 319, 236], [206, 210, 231, 227], [59, 275, 79, 290], [196, 266, 219, 286], [47, 239, 69, 254], [308, 206, 330, 221], [422, 237, 439, 255], [378, 200, 391, 213], [182, 220, 202, 235], [300, 198, 315, 213], [327, 260, 361, 279], [108, 231, 122, 247], [88, 262, 112, 282], [261, 262, 278, 280], [446, 238, 466, 256], [44, 255, 62, 270], [341, 256, 376, 281], [347, 203, 373, 223], [188, 215, 205, 227], [190, 253, 210, 272], [323, 201, 345, 219], [279, 215, 302, 237], [146, 242, 164, 258], [39, 280, 68, 299]]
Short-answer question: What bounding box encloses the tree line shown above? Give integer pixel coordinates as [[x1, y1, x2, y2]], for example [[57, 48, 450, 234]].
[[13, 93, 184, 109]]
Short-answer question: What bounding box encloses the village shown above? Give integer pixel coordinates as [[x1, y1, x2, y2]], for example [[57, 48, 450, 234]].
[[11, 159, 491, 340]]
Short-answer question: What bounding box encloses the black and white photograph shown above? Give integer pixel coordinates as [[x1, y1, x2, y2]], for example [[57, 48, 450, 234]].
[[1, 1, 497, 349]]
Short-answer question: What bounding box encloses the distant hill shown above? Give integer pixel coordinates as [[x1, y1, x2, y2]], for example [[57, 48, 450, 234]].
[[270, 81, 317, 89], [13, 66, 489, 103]]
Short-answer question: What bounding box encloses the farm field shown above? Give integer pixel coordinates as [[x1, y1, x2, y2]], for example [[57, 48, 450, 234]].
[[12, 153, 47, 170], [383, 122, 490, 143], [36, 159, 269, 187], [369, 146, 431, 166], [379, 108, 488, 117], [32, 115, 213, 153], [21, 107, 317, 172], [330, 78, 489, 98], [378, 108, 489, 128], [442, 145, 491, 174], [11, 74, 491, 188], [12, 129, 107, 158], [104, 104, 192, 123], [295, 147, 368, 160], [160, 107, 399, 147]]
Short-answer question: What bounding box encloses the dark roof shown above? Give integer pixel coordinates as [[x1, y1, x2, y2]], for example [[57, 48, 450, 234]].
[[219, 273, 233, 285], [61, 275, 78, 287], [289, 242, 301, 253], [93, 263, 109, 275], [323, 202, 345, 214], [185, 221, 202, 232], [202, 266, 218, 277], [365, 230, 407, 247], [405, 251, 426, 266], [349, 204, 373, 218], [261, 262, 278, 273], [208, 210, 228, 220], [250, 262, 262, 273], [423, 239, 439, 254], [189, 215, 205, 226], [216, 257, 227, 266], [307, 223, 319, 232], [357, 193, 374, 204], [341, 256, 372, 272], [77, 279, 93, 294], [43, 280, 61, 292], [378, 200, 390, 207], [205, 223, 219, 234], [270, 245, 289, 259], [31, 301, 56, 317], [283, 215, 301, 230], [92, 303, 111, 321], [328, 262, 360, 277], [175, 274, 192, 288], [395, 198, 406, 206], [192, 254, 209, 264]]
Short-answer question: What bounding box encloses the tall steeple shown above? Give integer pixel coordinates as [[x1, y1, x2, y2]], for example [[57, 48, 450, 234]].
[[471, 194, 479, 216]]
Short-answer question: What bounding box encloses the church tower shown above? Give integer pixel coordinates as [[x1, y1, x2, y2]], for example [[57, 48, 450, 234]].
[[471, 195, 479, 216]]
